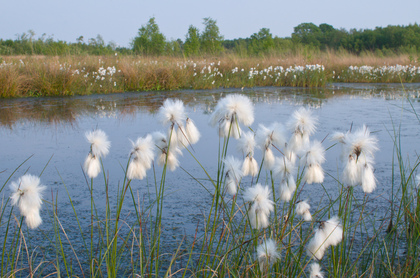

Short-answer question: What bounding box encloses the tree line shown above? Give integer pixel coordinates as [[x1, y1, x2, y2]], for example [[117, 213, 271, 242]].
[[0, 17, 419, 56]]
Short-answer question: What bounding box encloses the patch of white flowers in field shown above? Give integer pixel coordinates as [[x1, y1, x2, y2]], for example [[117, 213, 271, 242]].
[[334, 64, 420, 81]]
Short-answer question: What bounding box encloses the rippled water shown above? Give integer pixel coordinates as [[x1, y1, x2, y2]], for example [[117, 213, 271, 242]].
[[1, 83, 420, 273]]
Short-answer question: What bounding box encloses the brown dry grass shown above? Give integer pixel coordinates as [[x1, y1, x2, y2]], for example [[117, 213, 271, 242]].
[[0, 53, 417, 98]]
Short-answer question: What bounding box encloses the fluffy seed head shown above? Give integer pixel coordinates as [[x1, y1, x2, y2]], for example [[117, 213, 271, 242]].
[[244, 184, 274, 229], [361, 163, 376, 193], [309, 263, 324, 278], [185, 118, 201, 144], [130, 134, 155, 170], [209, 94, 254, 137], [85, 129, 111, 158], [242, 156, 259, 177], [127, 159, 147, 180], [296, 200, 311, 221], [257, 238, 281, 272], [263, 148, 276, 170], [237, 131, 256, 155], [307, 216, 343, 260], [159, 98, 186, 125], [10, 174, 46, 229], [224, 156, 244, 195], [256, 122, 286, 150], [287, 108, 317, 137], [84, 153, 101, 178], [304, 164, 325, 184]]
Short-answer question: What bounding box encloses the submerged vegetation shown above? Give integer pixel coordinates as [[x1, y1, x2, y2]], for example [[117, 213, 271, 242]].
[[1, 94, 420, 277]]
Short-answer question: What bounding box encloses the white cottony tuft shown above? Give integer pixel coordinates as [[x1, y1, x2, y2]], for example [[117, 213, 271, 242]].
[[244, 183, 274, 229], [302, 140, 326, 184], [10, 174, 46, 229], [127, 159, 147, 180], [242, 155, 259, 177], [159, 98, 186, 126], [157, 146, 182, 171], [218, 117, 242, 138], [337, 125, 379, 192], [209, 94, 254, 138], [85, 129, 111, 158], [255, 122, 285, 170], [287, 107, 317, 152], [361, 163, 376, 193], [129, 135, 155, 170], [256, 122, 286, 150], [346, 125, 378, 160], [309, 263, 324, 278], [304, 164, 325, 184], [307, 216, 343, 260], [296, 200, 312, 221], [342, 156, 359, 186], [84, 153, 101, 178], [307, 227, 327, 260], [257, 238, 281, 272], [185, 118, 201, 144], [287, 107, 318, 137], [84, 129, 110, 178], [223, 156, 243, 196], [273, 157, 296, 201], [152, 131, 168, 150], [25, 210, 43, 230], [331, 131, 347, 144], [263, 148, 276, 170], [237, 131, 256, 155], [153, 131, 183, 171], [322, 216, 343, 247], [237, 132, 258, 176], [127, 134, 155, 180]]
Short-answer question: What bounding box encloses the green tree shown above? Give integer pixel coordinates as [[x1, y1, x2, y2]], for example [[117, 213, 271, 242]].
[[165, 39, 183, 56], [292, 23, 321, 47], [200, 17, 224, 55], [132, 17, 166, 56], [249, 28, 274, 56], [184, 25, 200, 57]]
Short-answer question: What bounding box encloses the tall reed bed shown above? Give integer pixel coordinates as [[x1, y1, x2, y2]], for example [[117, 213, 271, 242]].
[[0, 54, 419, 97], [1, 93, 420, 277]]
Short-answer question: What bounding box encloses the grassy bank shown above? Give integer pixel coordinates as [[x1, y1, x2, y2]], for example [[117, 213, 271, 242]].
[[0, 53, 419, 98]]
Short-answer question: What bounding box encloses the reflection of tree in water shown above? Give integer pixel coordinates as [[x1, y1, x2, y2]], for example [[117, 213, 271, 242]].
[[0, 86, 418, 129]]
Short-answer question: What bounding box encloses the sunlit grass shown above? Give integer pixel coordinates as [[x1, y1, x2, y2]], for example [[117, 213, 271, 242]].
[[0, 53, 419, 98]]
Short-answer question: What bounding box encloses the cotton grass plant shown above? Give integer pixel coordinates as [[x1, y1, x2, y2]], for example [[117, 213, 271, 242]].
[[1, 92, 420, 277]]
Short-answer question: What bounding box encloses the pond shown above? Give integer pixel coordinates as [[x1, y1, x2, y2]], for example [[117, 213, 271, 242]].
[[1, 83, 420, 275]]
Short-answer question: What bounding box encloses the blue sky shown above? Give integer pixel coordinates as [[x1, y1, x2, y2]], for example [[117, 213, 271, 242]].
[[1, 0, 419, 47]]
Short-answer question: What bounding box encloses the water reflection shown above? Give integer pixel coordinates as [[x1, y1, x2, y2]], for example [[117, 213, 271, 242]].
[[2, 83, 419, 129]]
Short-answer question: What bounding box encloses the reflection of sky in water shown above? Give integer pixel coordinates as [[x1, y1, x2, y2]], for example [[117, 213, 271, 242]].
[[1, 83, 420, 259]]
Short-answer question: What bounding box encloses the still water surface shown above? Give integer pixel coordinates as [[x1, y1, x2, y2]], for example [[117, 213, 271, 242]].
[[1, 83, 420, 262]]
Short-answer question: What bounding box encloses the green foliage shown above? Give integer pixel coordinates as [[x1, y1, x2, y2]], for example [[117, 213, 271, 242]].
[[0, 22, 419, 57], [200, 17, 224, 55], [132, 17, 166, 56], [249, 28, 275, 56], [184, 25, 201, 57]]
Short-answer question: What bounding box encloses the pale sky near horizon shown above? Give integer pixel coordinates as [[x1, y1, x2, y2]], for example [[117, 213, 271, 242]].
[[1, 0, 419, 48]]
